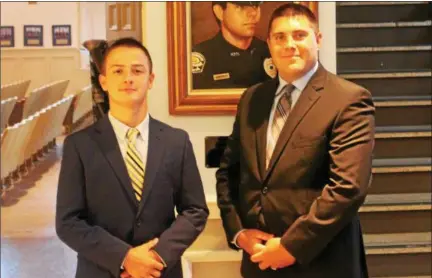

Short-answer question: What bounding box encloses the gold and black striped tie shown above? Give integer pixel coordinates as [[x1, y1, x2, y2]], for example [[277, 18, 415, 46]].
[[125, 128, 145, 201]]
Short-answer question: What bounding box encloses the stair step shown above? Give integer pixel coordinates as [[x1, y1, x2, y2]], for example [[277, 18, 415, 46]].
[[337, 21, 432, 28], [337, 49, 431, 73], [372, 96, 432, 126], [345, 75, 431, 98], [337, 2, 428, 6], [338, 45, 432, 53], [375, 125, 431, 135], [340, 71, 431, 79], [373, 95, 431, 104], [372, 157, 431, 170], [374, 126, 431, 159], [337, 2, 431, 24], [373, 277, 431, 278], [374, 277, 431, 278], [370, 157, 431, 195], [364, 232, 431, 251], [362, 193, 431, 208], [337, 23, 430, 47], [360, 193, 431, 234]]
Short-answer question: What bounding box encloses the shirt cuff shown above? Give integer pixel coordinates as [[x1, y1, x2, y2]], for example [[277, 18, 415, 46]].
[[120, 255, 127, 270], [231, 229, 247, 248]]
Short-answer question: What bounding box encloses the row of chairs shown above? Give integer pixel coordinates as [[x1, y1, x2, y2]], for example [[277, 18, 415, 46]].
[[1, 80, 70, 128], [0, 80, 30, 101], [1, 96, 74, 183], [22, 80, 70, 120], [1, 81, 93, 192], [1, 97, 18, 133]]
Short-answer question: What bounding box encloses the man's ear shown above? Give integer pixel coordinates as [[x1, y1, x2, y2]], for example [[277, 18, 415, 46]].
[[148, 72, 155, 90], [99, 73, 107, 91], [213, 4, 224, 22], [315, 31, 323, 49]]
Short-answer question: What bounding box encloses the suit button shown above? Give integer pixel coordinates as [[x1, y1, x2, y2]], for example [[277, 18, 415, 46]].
[[262, 187, 268, 194], [136, 220, 141, 227]]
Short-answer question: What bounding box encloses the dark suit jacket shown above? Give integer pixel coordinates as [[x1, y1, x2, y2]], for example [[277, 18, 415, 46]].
[[216, 65, 375, 278], [56, 115, 209, 278]]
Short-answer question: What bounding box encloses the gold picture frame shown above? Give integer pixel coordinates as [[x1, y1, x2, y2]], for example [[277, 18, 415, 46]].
[[167, 2, 318, 115]]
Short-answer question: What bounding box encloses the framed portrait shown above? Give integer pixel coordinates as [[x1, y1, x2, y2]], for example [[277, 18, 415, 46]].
[[0, 26, 14, 47], [24, 25, 43, 46], [52, 25, 71, 46], [167, 2, 318, 115]]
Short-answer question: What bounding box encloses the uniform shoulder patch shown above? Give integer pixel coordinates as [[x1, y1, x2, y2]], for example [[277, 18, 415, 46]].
[[191, 52, 206, 74], [264, 58, 277, 78]]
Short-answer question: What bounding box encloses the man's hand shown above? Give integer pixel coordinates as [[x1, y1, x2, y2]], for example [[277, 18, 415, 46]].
[[250, 237, 296, 270], [123, 238, 164, 278], [236, 229, 274, 255]]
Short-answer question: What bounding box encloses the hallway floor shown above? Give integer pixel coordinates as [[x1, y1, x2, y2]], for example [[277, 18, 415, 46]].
[[1, 118, 93, 278]]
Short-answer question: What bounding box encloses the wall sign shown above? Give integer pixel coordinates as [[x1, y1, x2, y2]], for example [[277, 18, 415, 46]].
[[52, 24, 71, 46], [24, 25, 43, 46], [0, 26, 14, 47]]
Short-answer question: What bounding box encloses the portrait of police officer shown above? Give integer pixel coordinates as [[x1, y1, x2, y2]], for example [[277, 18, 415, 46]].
[[192, 1, 276, 90]]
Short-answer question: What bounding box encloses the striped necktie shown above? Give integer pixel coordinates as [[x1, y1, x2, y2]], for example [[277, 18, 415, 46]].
[[266, 84, 295, 168], [125, 128, 145, 201]]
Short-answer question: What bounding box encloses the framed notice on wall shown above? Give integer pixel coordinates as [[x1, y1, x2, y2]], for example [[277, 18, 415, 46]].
[[24, 25, 43, 46], [0, 26, 14, 47], [52, 24, 71, 46]]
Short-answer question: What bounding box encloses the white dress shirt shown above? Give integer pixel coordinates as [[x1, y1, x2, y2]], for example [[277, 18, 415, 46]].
[[108, 112, 149, 168], [266, 61, 319, 149]]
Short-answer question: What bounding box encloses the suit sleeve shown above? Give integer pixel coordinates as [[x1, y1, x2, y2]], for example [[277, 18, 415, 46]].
[[281, 89, 375, 265], [56, 135, 130, 277], [215, 91, 247, 250], [153, 132, 209, 268]]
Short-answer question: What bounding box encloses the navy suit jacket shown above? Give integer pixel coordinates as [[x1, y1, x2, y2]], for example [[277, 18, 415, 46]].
[[56, 115, 209, 278]]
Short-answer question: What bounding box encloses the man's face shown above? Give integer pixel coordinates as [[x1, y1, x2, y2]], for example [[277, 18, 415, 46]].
[[216, 3, 261, 38], [99, 46, 154, 109], [267, 15, 321, 80]]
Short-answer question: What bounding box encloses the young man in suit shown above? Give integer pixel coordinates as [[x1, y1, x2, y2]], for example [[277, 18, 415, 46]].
[[56, 38, 209, 278], [216, 3, 375, 277]]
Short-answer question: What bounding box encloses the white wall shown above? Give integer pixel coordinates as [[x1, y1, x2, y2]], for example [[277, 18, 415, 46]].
[[142, 2, 337, 199], [0, 2, 79, 48], [318, 2, 337, 74], [78, 2, 107, 69]]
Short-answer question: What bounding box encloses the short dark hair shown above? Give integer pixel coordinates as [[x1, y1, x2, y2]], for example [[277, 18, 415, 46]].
[[212, 2, 228, 27], [267, 3, 318, 37], [100, 37, 153, 74], [212, 2, 262, 26]]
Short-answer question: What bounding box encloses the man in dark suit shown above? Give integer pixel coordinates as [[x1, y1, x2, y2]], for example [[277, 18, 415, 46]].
[[56, 38, 209, 278], [216, 3, 375, 278]]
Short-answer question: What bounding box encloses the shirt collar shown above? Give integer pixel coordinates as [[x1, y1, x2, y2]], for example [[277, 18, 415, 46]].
[[108, 111, 149, 140], [216, 31, 259, 52], [277, 61, 319, 95]]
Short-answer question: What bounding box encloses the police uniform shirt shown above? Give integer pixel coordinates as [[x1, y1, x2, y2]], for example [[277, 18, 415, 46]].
[[192, 32, 276, 89]]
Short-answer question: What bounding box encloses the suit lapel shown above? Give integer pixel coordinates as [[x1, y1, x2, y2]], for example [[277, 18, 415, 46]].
[[265, 65, 327, 180], [93, 116, 138, 206], [254, 79, 280, 180], [137, 117, 165, 217]]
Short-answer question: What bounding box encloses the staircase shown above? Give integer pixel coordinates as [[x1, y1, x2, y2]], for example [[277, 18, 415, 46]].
[[336, 1, 432, 277]]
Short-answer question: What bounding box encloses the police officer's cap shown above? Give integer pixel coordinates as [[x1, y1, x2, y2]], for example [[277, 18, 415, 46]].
[[224, 1, 263, 7]]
